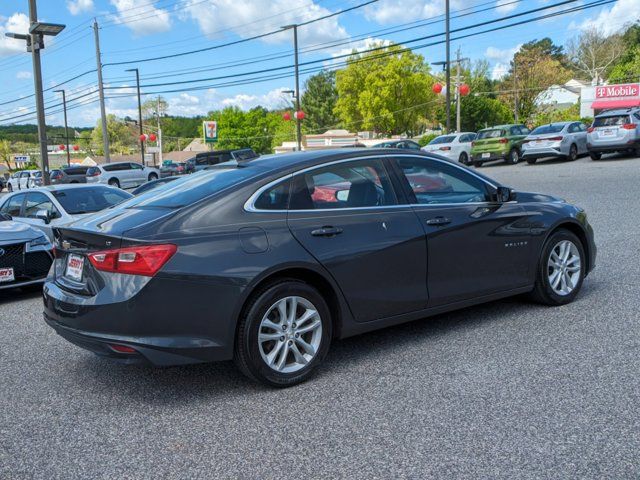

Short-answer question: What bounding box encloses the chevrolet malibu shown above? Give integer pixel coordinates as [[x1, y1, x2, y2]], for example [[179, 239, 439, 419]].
[[43, 149, 596, 386]]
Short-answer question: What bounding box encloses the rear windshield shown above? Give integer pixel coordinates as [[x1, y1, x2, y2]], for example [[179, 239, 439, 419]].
[[531, 124, 565, 135], [120, 166, 259, 209], [593, 115, 630, 127], [477, 129, 505, 139], [429, 136, 456, 145], [52, 186, 132, 214], [64, 166, 89, 175]]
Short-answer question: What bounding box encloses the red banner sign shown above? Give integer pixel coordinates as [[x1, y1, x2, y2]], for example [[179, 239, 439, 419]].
[[595, 83, 639, 98]]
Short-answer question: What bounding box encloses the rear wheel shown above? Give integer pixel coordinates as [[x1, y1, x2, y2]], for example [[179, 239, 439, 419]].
[[108, 178, 120, 188], [7, 183, 12, 192], [567, 144, 578, 161], [234, 280, 332, 387], [148, 173, 158, 181], [458, 152, 469, 165], [526, 157, 537, 165], [474, 160, 484, 168], [589, 151, 601, 160], [530, 229, 585, 306], [507, 148, 520, 164]]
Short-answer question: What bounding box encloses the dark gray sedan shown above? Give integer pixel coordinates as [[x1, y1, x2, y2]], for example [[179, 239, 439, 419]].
[[0, 214, 53, 290], [43, 149, 596, 386]]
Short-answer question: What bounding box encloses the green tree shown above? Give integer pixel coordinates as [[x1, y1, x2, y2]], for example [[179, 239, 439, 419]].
[[0, 139, 12, 169], [335, 44, 436, 136], [608, 23, 640, 83], [91, 115, 137, 155], [454, 95, 513, 131], [142, 96, 168, 120], [301, 70, 339, 133]]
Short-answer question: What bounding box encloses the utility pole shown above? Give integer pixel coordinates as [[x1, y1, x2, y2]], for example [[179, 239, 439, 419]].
[[283, 24, 302, 151], [127, 68, 144, 164], [444, 0, 451, 133], [54, 89, 70, 166], [513, 59, 518, 123], [156, 96, 163, 166], [453, 48, 469, 133], [93, 19, 110, 163]]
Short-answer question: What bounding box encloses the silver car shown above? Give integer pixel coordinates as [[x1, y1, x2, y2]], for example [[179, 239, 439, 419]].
[[421, 132, 476, 164], [0, 184, 132, 240], [85, 162, 160, 189], [0, 214, 53, 290], [587, 108, 640, 160], [522, 122, 588, 164]]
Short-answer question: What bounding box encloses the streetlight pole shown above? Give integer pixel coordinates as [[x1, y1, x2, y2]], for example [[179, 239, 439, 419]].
[[93, 19, 110, 163], [54, 89, 70, 166], [126, 68, 144, 164], [444, 0, 451, 134], [283, 24, 302, 151]]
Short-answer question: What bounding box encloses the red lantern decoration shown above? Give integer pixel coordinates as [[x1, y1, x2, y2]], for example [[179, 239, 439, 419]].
[[432, 83, 443, 94], [72, 145, 79, 151], [59, 144, 65, 150], [294, 110, 305, 120], [282, 112, 291, 121], [459, 83, 470, 96], [139, 134, 147, 142], [149, 133, 157, 142]]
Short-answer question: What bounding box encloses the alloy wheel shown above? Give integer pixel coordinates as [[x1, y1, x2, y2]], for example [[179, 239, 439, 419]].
[[569, 144, 577, 161], [258, 296, 323, 373], [547, 240, 581, 296]]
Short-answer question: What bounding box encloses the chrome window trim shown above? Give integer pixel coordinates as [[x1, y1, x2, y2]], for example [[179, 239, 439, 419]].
[[244, 153, 499, 213]]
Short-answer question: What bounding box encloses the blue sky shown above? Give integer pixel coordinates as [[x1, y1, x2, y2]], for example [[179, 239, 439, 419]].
[[0, 0, 637, 127]]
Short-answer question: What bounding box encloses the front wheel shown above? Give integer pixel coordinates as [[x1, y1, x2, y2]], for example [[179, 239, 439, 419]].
[[234, 280, 332, 387], [7, 183, 13, 192], [530, 229, 585, 306], [589, 151, 601, 160], [507, 148, 520, 164]]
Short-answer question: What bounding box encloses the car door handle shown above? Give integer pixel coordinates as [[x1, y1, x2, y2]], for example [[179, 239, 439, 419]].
[[311, 226, 343, 237], [425, 216, 451, 226]]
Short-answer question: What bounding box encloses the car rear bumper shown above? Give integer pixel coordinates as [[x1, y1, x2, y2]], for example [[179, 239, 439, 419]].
[[522, 147, 564, 158], [587, 139, 639, 153], [470, 151, 507, 162]]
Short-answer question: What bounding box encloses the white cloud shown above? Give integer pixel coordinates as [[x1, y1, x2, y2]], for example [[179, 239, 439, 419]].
[[330, 37, 392, 59], [364, 0, 465, 25], [67, 0, 94, 15], [574, 0, 640, 35], [16, 70, 31, 79], [205, 87, 292, 111], [109, 0, 171, 36], [485, 44, 521, 64], [0, 13, 29, 57], [496, 0, 518, 14], [181, 0, 348, 48], [167, 93, 202, 116], [491, 62, 509, 80]]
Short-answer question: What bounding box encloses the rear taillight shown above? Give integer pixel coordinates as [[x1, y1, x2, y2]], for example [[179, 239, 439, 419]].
[[471, 141, 476, 147], [88, 244, 177, 276], [439, 146, 451, 151], [587, 127, 594, 133], [109, 344, 136, 354], [547, 136, 563, 141], [51, 172, 63, 180], [87, 170, 100, 177], [177, 166, 184, 171], [622, 123, 637, 130], [499, 138, 508, 143]]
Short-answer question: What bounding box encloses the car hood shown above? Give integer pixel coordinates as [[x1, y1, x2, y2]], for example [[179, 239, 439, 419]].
[[515, 191, 566, 203], [0, 221, 43, 243]]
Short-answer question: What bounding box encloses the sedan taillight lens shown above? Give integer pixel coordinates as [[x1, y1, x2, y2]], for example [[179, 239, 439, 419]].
[[439, 146, 451, 151], [622, 123, 637, 130], [471, 141, 476, 147], [88, 244, 177, 276], [499, 138, 508, 144], [547, 136, 563, 141], [587, 127, 595, 133]]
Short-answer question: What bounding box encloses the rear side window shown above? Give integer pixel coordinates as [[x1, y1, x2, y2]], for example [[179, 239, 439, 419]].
[[593, 115, 630, 127], [86, 167, 101, 176], [64, 167, 88, 175], [531, 124, 565, 135], [429, 136, 456, 145], [1, 194, 25, 216], [289, 159, 397, 210], [254, 179, 290, 210]]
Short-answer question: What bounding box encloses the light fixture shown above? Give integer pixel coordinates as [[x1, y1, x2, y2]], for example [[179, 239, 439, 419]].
[[30, 22, 65, 36]]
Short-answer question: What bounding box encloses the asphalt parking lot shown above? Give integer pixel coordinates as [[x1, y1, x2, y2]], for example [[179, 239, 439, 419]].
[[1, 153, 639, 479]]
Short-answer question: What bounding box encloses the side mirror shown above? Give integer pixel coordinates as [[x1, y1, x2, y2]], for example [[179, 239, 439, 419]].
[[35, 209, 51, 224], [495, 186, 516, 203]]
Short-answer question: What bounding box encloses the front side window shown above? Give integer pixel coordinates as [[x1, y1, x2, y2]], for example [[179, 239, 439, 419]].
[[24, 193, 60, 219], [1, 194, 25, 216], [290, 159, 397, 210], [394, 157, 489, 204]]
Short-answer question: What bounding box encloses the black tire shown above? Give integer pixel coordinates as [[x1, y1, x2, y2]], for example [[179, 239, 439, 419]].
[[70, 180, 78, 184], [526, 157, 537, 165], [108, 178, 120, 188], [234, 279, 332, 387], [7, 183, 12, 192], [474, 160, 484, 168], [589, 151, 601, 160], [530, 229, 585, 306], [567, 144, 578, 161], [148, 173, 158, 181], [507, 148, 520, 164], [458, 152, 469, 165]]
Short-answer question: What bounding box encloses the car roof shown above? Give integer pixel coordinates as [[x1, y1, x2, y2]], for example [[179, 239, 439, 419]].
[[595, 108, 637, 117], [38, 184, 117, 192]]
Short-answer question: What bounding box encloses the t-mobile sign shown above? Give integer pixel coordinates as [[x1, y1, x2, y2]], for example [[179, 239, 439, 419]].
[[595, 83, 640, 98]]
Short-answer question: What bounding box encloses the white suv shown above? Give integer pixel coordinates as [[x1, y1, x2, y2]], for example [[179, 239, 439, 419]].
[[86, 162, 160, 189], [6, 170, 41, 192], [587, 108, 640, 160]]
